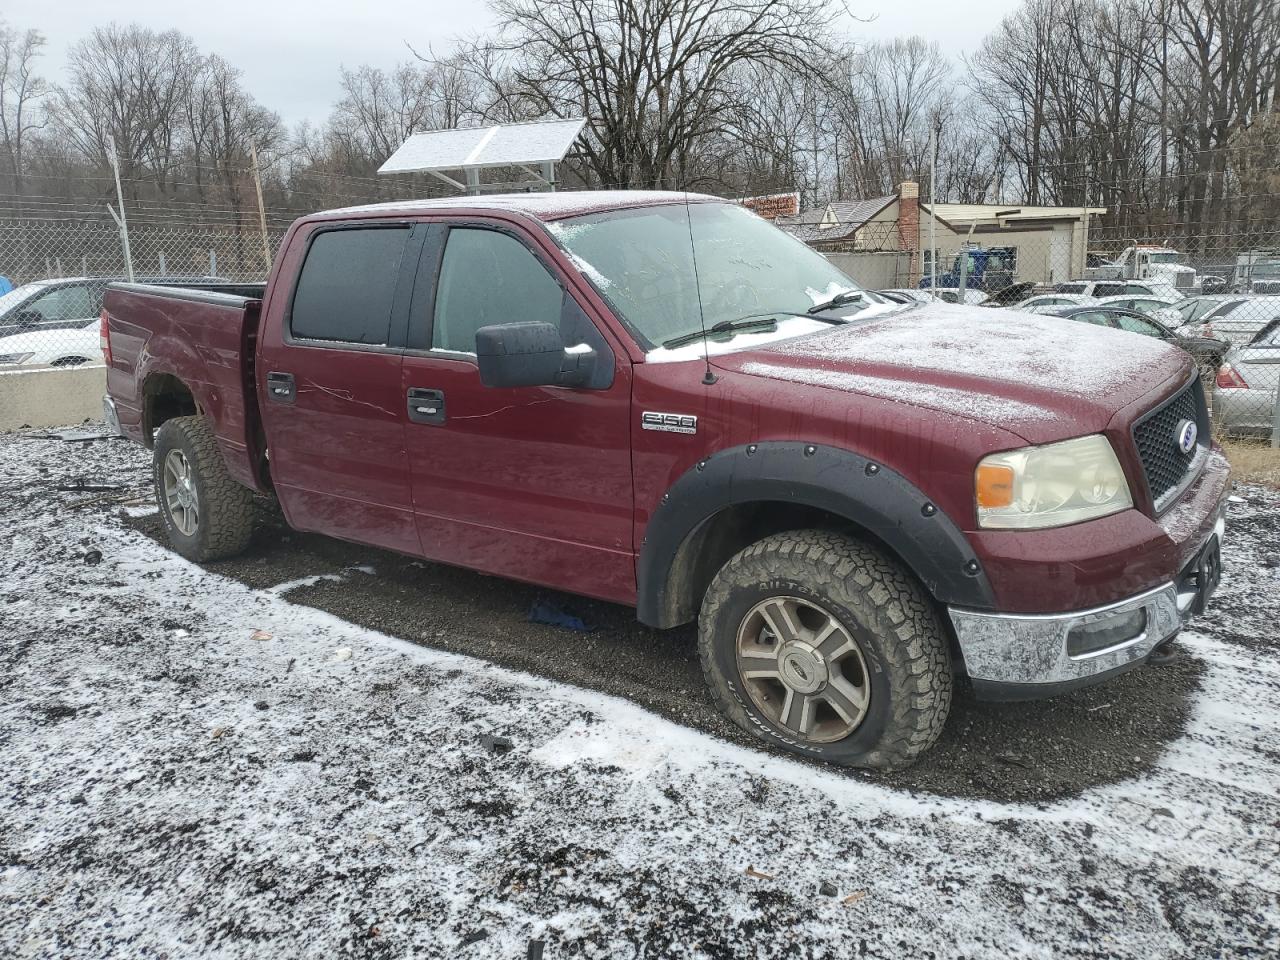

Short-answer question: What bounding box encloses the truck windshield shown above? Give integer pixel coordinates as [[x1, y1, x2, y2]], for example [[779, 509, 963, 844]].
[[547, 202, 870, 349]]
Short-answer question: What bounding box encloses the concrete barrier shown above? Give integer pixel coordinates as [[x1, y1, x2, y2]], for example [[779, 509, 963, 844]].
[[0, 364, 107, 432]]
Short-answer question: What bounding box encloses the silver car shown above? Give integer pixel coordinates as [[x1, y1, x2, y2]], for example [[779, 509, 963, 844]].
[[1174, 295, 1280, 346], [1212, 318, 1280, 438]]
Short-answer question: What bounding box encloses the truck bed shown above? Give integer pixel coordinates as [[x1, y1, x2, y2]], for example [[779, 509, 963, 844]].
[[103, 281, 268, 492]]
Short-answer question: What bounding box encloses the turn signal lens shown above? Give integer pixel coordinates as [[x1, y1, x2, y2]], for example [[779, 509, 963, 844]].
[[975, 463, 1015, 508]]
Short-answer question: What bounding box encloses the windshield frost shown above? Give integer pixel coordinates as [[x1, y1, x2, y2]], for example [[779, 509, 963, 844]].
[[547, 203, 864, 349]]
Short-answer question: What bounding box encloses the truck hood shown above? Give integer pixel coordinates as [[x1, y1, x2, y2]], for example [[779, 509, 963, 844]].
[[712, 302, 1191, 443]]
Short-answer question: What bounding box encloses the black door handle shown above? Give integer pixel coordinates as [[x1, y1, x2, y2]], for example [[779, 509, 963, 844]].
[[266, 371, 295, 404], [407, 387, 445, 425]]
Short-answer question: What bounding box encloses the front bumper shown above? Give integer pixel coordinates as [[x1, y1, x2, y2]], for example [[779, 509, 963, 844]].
[[950, 514, 1225, 701]]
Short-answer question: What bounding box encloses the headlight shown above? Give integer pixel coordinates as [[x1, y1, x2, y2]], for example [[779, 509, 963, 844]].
[[0, 352, 34, 365], [976, 434, 1133, 529]]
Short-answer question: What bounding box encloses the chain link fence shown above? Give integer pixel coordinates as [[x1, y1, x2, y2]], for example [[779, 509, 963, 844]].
[[0, 217, 283, 371], [1, 206, 1277, 446]]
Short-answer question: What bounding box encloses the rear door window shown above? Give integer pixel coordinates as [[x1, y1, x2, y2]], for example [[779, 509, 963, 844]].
[[1071, 311, 1114, 326], [290, 226, 410, 345], [1093, 283, 1125, 297]]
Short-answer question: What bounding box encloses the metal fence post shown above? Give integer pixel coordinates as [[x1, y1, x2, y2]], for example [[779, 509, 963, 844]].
[[1271, 375, 1279, 449], [105, 137, 134, 283]]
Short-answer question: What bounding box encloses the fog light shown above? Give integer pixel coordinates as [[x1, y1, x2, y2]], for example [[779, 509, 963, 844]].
[[1066, 609, 1147, 658]]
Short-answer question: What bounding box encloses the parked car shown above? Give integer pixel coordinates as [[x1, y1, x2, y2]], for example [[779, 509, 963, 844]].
[[1055, 279, 1181, 300], [0, 275, 232, 339], [1092, 294, 1183, 327], [0, 318, 102, 367], [1173, 295, 1280, 346], [1016, 293, 1099, 314], [928, 287, 989, 305], [874, 289, 934, 304], [102, 191, 1229, 770], [1044, 305, 1228, 378], [1212, 319, 1280, 438]]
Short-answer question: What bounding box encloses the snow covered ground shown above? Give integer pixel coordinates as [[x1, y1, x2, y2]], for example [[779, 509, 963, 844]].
[[1, 431, 1278, 959]]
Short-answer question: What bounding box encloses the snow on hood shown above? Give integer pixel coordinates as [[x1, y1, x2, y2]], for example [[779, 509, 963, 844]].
[[717, 302, 1192, 442]]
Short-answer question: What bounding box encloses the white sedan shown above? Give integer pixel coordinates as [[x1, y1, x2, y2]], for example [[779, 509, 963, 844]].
[[1014, 293, 1100, 314], [0, 319, 103, 368]]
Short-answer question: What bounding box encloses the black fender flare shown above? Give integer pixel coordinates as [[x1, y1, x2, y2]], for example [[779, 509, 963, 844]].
[[635, 442, 995, 628]]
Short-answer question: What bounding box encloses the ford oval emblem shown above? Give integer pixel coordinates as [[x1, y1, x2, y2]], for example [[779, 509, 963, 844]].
[[1175, 418, 1198, 454]]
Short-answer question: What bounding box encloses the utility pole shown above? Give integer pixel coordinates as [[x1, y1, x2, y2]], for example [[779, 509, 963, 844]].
[[929, 122, 938, 293], [250, 144, 272, 273], [105, 137, 134, 283]]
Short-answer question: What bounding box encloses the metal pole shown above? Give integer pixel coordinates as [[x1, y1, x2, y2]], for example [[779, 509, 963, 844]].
[[106, 137, 134, 282], [1271, 374, 1280, 449], [929, 124, 938, 293], [250, 144, 272, 273]]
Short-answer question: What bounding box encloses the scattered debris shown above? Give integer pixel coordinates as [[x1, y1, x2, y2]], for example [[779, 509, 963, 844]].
[[1087, 703, 1112, 713], [527, 598, 595, 633], [460, 930, 489, 946], [527, 939, 545, 960], [55, 481, 125, 493], [745, 865, 774, 880], [479, 733, 514, 755], [843, 890, 867, 906], [254, 700, 269, 711], [329, 647, 353, 663], [82, 549, 103, 566], [286, 658, 296, 674], [211, 727, 228, 739], [251, 629, 273, 641], [996, 752, 1031, 769], [819, 881, 838, 897]]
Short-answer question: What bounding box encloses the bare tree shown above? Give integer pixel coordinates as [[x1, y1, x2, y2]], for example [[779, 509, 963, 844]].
[[0, 21, 47, 210], [454, 0, 839, 189]]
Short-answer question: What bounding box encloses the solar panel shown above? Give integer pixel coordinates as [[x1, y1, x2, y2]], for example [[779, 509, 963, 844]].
[[378, 118, 587, 175]]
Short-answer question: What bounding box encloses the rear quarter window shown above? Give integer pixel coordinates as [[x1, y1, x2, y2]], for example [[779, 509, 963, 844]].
[[290, 226, 410, 345]]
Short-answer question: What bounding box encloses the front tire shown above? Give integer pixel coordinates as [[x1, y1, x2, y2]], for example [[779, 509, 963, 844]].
[[698, 530, 952, 770], [153, 415, 254, 562]]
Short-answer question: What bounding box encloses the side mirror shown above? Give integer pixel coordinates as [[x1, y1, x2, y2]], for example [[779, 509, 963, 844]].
[[475, 321, 596, 389]]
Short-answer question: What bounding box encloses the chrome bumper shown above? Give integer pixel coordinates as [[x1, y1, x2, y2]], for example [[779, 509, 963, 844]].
[[102, 395, 122, 436], [950, 517, 1225, 693]]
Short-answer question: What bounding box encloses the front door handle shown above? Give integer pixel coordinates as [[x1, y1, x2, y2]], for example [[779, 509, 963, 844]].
[[266, 371, 295, 404], [407, 387, 445, 425]]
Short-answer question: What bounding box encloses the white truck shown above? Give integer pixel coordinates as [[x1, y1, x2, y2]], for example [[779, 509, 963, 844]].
[[1086, 245, 1198, 294]]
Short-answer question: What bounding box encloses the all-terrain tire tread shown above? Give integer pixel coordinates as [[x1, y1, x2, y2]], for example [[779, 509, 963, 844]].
[[698, 529, 952, 770], [154, 415, 254, 561]]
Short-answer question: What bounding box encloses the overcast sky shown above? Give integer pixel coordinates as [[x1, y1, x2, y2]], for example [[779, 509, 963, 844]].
[[10, 1, 1021, 128]]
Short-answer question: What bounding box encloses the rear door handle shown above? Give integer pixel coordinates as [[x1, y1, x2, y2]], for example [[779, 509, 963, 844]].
[[266, 371, 295, 404], [407, 387, 445, 425]]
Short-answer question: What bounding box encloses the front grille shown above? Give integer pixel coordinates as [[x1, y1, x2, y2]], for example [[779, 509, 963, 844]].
[[1175, 273, 1193, 288], [1132, 379, 1205, 510]]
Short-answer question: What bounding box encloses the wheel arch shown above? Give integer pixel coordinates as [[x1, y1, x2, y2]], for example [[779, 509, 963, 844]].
[[140, 371, 200, 448], [635, 442, 995, 629]]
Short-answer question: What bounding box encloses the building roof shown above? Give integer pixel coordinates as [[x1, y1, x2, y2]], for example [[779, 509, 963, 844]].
[[318, 190, 722, 223], [927, 202, 1107, 223], [775, 196, 897, 242]]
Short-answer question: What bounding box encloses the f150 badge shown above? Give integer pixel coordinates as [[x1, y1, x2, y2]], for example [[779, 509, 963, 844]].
[[642, 411, 698, 435]]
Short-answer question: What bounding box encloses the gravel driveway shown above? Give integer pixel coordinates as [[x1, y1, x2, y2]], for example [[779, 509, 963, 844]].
[[2, 430, 1278, 958]]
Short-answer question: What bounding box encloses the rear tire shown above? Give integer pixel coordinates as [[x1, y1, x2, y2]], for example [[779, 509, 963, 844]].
[[153, 415, 254, 562], [698, 530, 952, 770]]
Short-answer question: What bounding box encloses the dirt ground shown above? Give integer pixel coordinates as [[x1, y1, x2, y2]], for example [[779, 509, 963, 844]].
[[2, 429, 1278, 958]]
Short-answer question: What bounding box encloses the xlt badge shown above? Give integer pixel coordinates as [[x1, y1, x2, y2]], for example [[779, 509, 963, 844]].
[[642, 411, 698, 435]]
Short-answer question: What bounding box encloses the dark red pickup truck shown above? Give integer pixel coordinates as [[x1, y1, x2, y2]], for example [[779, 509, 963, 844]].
[[103, 191, 1230, 769]]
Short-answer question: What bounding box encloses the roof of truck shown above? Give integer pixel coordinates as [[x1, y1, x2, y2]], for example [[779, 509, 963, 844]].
[[318, 190, 722, 223]]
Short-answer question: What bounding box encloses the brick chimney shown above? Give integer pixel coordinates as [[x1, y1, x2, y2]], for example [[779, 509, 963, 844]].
[[898, 181, 920, 284]]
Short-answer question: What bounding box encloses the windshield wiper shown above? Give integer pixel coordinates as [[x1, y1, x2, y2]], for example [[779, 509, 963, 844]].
[[662, 317, 778, 350], [807, 290, 864, 314]]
